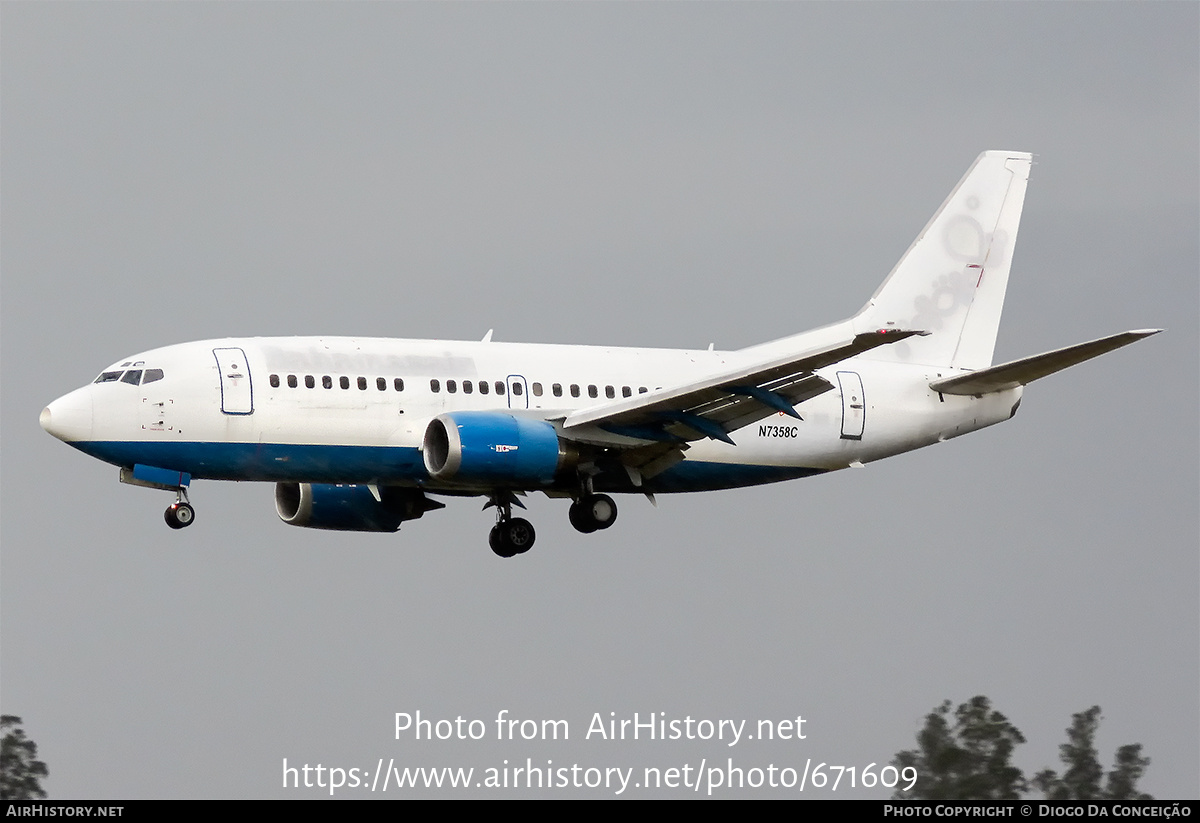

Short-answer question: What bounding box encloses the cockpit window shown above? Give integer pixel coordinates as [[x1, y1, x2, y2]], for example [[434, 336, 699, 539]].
[[95, 367, 164, 385]]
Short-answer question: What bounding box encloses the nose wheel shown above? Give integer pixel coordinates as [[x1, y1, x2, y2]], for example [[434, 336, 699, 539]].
[[164, 489, 195, 529]]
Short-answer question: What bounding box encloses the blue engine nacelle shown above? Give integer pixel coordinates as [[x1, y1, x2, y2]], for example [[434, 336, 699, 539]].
[[422, 412, 575, 486], [275, 483, 443, 532]]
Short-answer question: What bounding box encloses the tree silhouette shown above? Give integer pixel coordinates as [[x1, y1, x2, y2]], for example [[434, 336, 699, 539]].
[[892, 696, 1027, 799], [1032, 706, 1152, 801], [894, 699, 1151, 800], [0, 715, 49, 799], [1105, 744, 1152, 800]]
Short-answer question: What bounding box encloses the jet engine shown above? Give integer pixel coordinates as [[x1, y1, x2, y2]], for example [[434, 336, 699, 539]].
[[422, 412, 576, 486], [275, 483, 442, 532]]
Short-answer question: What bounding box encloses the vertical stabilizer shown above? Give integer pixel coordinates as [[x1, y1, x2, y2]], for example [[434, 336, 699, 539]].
[[854, 151, 1032, 370]]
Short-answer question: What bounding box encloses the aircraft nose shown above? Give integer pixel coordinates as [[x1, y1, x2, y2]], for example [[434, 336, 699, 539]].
[[40, 387, 94, 443]]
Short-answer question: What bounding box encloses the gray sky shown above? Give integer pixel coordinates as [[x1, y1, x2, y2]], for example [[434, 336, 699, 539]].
[[2, 2, 1196, 799]]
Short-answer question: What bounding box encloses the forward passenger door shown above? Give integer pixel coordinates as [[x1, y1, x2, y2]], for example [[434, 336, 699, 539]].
[[213, 347, 254, 415]]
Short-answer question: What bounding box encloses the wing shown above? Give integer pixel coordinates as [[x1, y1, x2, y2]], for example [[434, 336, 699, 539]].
[[559, 329, 925, 478]]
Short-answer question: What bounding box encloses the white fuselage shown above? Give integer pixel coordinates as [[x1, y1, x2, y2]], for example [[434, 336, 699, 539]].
[[43, 333, 1021, 496]]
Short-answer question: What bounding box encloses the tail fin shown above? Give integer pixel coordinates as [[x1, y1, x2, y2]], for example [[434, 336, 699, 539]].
[[854, 151, 1032, 370]]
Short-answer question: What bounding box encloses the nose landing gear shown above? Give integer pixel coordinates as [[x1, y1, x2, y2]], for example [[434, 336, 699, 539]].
[[118, 466, 196, 530], [164, 488, 195, 529]]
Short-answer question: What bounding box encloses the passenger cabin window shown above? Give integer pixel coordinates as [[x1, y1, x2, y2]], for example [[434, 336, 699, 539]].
[[288, 375, 298, 388], [447, 380, 457, 394], [375, 377, 385, 391], [305, 375, 315, 389], [532, 382, 543, 397], [322, 375, 332, 389], [394, 378, 404, 392], [605, 385, 615, 399], [639, 387, 648, 394], [511, 382, 523, 396], [495, 381, 505, 396], [622, 386, 631, 397], [270, 374, 280, 388], [479, 381, 489, 395], [339, 376, 350, 390], [462, 381, 473, 394], [358, 377, 368, 390], [552, 383, 562, 397], [570, 384, 580, 398], [588, 385, 598, 399], [430, 379, 440, 393]]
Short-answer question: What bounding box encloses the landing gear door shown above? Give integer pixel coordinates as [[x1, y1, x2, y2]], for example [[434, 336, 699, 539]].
[[506, 375, 529, 410], [213, 347, 254, 415], [837, 370, 864, 440]]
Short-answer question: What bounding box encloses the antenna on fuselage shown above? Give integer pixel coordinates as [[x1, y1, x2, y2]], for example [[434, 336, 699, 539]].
[[481, 329, 494, 343]]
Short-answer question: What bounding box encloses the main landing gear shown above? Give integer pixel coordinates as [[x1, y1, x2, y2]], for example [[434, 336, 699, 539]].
[[489, 517, 536, 558], [484, 488, 619, 558], [484, 479, 619, 556], [568, 493, 618, 534], [164, 488, 195, 530], [486, 493, 535, 558]]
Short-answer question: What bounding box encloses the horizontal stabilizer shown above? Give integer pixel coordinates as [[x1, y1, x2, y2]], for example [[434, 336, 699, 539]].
[[929, 329, 1161, 396]]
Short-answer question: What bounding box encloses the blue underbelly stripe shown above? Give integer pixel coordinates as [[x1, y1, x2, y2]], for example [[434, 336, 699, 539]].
[[640, 462, 825, 492], [71, 440, 825, 492], [74, 440, 427, 483]]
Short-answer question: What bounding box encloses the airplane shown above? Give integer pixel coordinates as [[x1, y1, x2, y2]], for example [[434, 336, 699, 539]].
[[40, 151, 1159, 557]]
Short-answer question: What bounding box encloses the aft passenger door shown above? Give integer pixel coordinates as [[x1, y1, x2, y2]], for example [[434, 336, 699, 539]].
[[213, 347, 254, 415], [837, 370, 864, 440]]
